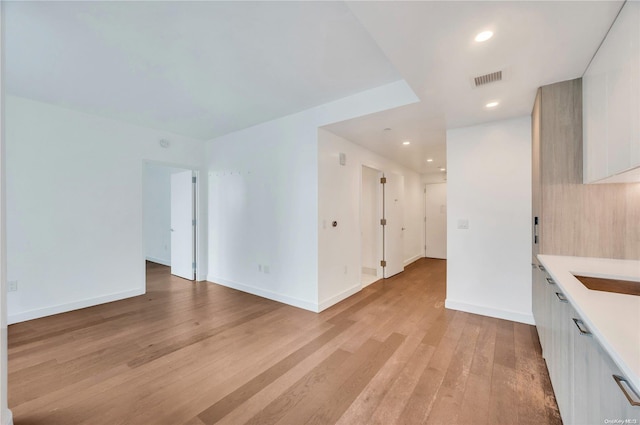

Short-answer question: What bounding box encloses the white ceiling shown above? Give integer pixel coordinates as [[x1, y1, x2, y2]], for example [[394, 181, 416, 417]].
[[323, 102, 448, 179], [4, 1, 399, 140], [323, 1, 623, 173], [5, 1, 624, 173]]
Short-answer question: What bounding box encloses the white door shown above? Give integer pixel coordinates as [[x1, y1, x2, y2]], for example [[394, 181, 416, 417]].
[[383, 172, 404, 278], [361, 166, 383, 282], [170, 170, 195, 280], [425, 183, 447, 259]]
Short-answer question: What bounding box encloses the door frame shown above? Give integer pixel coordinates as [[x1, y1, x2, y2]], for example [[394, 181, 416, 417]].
[[142, 160, 202, 285]]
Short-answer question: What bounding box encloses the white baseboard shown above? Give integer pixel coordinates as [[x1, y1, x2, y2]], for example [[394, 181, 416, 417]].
[[145, 256, 170, 267], [207, 275, 318, 312], [424, 255, 446, 260], [445, 299, 535, 325], [4, 409, 12, 425], [361, 267, 376, 276], [8, 288, 145, 325], [317, 284, 361, 312], [403, 254, 423, 267]]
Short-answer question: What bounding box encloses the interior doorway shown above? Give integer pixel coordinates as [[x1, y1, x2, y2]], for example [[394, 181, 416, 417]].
[[143, 163, 198, 283], [360, 166, 406, 286], [424, 183, 447, 259]]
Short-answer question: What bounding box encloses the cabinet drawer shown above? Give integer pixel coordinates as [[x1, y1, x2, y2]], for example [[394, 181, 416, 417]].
[[598, 343, 640, 423]]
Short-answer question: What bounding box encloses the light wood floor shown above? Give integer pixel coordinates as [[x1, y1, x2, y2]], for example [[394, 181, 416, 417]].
[[8, 258, 561, 425]]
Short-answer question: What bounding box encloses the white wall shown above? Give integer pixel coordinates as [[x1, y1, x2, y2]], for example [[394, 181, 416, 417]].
[[318, 128, 425, 310], [360, 166, 379, 272], [446, 116, 533, 324], [206, 80, 418, 312], [6, 96, 207, 324], [425, 183, 447, 259]]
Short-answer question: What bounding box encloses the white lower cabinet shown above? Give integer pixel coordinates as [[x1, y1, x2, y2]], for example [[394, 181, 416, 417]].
[[533, 263, 554, 358], [548, 279, 573, 423], [571, 305, 602, 424], [570, 307, 640, 424], [532, 263, 547, 354], [596, 337, 640, 423], [535, 275, 640, 424]]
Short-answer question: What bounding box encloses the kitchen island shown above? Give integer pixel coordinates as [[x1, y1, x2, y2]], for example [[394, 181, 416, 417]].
[[536, 254, 640, 423]]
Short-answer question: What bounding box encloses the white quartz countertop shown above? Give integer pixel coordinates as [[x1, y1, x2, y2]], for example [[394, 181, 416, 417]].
[[537, 255, 640, 392]]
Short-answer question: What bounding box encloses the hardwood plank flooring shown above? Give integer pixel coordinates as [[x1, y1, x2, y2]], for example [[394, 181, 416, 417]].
[[8, 259, 561, 425]]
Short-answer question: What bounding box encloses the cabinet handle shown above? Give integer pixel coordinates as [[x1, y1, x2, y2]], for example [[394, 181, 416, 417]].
[[538, 265, 546, 272], [546, 277, 555, 285], [555, 292, 568, 303], [572, 318, 592, 336], [613, 375, 640, 407]]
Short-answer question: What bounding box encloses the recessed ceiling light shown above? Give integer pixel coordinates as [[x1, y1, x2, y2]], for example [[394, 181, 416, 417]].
[[383, 127, 392, 131], [439, 167, 446, 172], [427, 158, 433, 162], [475, 30, 494, 42], [403, 141, 411, 145], [485, 101, 500, 108]]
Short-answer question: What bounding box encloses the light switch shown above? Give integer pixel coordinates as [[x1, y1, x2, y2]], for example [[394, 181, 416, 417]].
[[457, 219, 469, 230], [339, 152, 346, 166]]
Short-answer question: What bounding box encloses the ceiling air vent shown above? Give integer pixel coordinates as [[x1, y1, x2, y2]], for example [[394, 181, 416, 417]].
[[473, 70, 503, 87]]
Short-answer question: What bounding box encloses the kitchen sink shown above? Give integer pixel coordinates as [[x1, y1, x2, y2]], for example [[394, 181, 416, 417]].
[[573, 274, 640, 296]]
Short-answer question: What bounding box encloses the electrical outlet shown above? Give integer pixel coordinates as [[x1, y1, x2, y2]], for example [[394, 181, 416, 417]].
[[8, 281, 18, 292], [457, 219, 469, 230]]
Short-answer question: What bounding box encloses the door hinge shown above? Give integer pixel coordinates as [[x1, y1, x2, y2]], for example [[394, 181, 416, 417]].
[[192, 261, 197, 270], [192, 219, 196, 226], [380, 260, 387, 267], [192, 176, 197, 183], [380, 218, 387, 226], [380, 177, 387, 184]]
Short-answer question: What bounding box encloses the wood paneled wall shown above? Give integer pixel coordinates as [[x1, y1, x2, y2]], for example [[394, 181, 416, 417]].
[[532, 86, 542, 263], [535, 79, 640, 260]]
